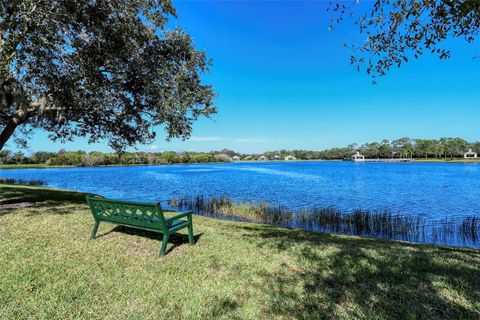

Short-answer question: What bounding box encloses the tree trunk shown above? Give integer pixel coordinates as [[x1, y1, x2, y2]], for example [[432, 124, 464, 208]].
[[0, 108, 34, 151], [0, 118, 21, 151]]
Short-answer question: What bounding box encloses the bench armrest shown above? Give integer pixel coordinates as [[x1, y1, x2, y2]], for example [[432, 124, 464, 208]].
[[165, 210, 193, 223]]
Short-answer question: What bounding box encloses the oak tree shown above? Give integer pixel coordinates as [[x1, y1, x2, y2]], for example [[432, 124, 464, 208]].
[[330, 0, 480, 82], [0, 0, 215, 152]]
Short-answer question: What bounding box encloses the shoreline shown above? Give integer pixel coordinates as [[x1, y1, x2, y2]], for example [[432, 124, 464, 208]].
[[1, 183, 478, 249], [1, 158, 480, 170], [2, 183, 478, 249]]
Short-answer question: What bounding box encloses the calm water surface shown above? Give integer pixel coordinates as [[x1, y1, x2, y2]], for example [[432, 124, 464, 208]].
[[1, 161, 480, 222]]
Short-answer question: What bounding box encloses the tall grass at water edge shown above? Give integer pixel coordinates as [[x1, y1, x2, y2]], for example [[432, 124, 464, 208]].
[[0, 178, 46, 186], [169, 195, 480, 248]]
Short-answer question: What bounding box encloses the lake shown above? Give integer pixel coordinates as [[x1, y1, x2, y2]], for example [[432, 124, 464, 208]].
[[2, 161, 479, 246]]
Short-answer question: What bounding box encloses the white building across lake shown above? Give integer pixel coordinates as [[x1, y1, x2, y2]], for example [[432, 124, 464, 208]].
[[232, 156, 240, 161], [258, 155, 268, 161], [351, 151, 365, 162], [464, 149, 478, 159], [285, 154, 296, 161]]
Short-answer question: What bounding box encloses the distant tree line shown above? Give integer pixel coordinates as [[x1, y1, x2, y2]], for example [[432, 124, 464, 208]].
[[0, 137, 479, 166], [0, 149, 233, 166], [270, 137, 480, 160]]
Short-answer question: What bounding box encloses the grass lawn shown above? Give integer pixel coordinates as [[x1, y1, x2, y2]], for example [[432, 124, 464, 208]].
[[414, 158, 480, 163], [0, 185, 479, 319], [0, 164, 50, 169]]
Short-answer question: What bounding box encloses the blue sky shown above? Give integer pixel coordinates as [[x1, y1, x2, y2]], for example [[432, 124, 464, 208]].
[[10, 1, 480, 154]]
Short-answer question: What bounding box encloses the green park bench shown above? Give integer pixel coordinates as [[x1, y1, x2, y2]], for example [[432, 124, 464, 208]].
[[86, 196, 194, 256]]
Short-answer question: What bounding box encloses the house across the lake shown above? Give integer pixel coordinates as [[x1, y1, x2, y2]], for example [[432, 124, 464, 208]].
[[464, 149, 477, 159], [273, 155, 281, 160], [232, 156, 240, 161], [284, 154, 296, 161], [351, 151, 365, 162], [258, 155, 268, 161]]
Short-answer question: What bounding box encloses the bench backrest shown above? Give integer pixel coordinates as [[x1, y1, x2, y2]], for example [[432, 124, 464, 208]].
[[86, 196, 166, 231]]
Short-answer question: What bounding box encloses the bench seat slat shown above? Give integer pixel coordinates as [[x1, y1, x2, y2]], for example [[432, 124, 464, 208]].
[[168, 220, 191, 232], [100, 220, 167, 234]]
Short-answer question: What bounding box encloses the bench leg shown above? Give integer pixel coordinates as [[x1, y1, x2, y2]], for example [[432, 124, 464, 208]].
[[188, 223, 194, 245], [90, 221, 100, 240], [160, 233, 169, 256]]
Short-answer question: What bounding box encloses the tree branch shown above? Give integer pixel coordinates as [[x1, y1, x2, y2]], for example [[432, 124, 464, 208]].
[[0, 100, 40, 151]]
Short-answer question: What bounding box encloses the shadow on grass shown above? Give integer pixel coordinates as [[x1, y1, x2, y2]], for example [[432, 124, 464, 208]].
[[238, 224, 480, 319], [0, 185, 89, 205], [96, 225, 203, 255], [0, 201, 83, 217]]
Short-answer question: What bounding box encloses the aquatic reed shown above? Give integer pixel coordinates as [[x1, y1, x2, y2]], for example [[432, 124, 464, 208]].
[[0, 178, 47, 186], [168, 195, 480, 247]]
